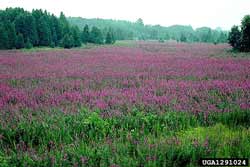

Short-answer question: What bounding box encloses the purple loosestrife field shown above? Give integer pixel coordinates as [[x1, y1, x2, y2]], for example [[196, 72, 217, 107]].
[[0, 42, 250, 167], [0, 42, 249, 113]]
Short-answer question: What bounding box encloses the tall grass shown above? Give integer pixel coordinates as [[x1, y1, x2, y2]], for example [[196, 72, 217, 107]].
[[0, 107, 249, 166]]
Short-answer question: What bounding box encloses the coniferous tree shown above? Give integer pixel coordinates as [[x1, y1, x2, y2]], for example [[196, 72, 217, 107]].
[[50, 15, 62, 46], [110, 28, 116, 44], [217, 32, 227, 43], [241, 15, 250, 52], [37, 15, 52, 46], [4, 22, 17, 49], [105, 31, 112, 44], [81, 24, 90, 44], [61, 34, 74, 48], [25, 38, 33, 49], [205, 29, 213, 42], [32, 9, 43, 46], [0, 8, 88, 49], [90, 26, 103, 44], [5, 7, 25, 22], [105, 28, 115, 44], [15, 33, 25, 49], [14, 13, 38, 45], [228, 26, 241, 50], [180, 34, 187, 42], [71, 26, 81, 47], [50, 16, 58, 47], [136, 18, 144, 26], [59, 12, 70, 35], [0, 24, 8, 49], [164, 33, 170, 40]]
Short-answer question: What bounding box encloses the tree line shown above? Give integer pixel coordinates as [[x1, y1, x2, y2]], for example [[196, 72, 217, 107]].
[[0, 8, 115, 50], [0, 7, 230, 50], [228, 15, 250, 52], [68, 17, 228, 43]]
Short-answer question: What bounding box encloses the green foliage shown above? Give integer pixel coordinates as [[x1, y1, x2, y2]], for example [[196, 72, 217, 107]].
[[180, 34, 187, 42], [177, 123, 250, 159], [14, 12, 38, 45], [1, 107, 250, 166], [81, 24, 90, 43], [229, 15, 250, 52], [210, 109, 250, 128], [37, 15, 52, 46], [1, 7, 230, 50], [136, 18, 144, 26], [218, 31, 228, 43], [15, 33, 25, 49], [50, 15, 62, 46], [61, 34, 74, 49], [241, 15, 250, 52], [71, 26, 81, 47], [105, 28, 115, 44], [0, 24, 8, 49], [164, 33, 170, 40], [105, 31, 112, 44], [68, 17, 228, 43], [89, 26, 103, 44], [59, 12, 70, 34], [24, 38, 33, 49], [196, 27, 214, 43], [0, 8, 107, 50], [4, 22, 17, 49], [228, 26, 241, 50], [158, 38, 164, 43]]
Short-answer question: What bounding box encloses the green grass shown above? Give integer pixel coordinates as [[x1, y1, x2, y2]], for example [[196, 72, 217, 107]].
[[20, 47, 64, 52], [0, 107, 250, 167], [113, 40, 136, 47], [19, 41, 136, 53]]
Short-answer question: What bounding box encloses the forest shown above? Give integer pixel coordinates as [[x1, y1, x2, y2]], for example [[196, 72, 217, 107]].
[[68, 17, 228, 43], [0, 8, 115, 50], [0, 7, 228, 50]]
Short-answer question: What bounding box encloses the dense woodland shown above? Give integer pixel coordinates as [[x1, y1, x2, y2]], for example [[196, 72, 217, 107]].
[[1, 8, 250, 52], [0, 7, 229, 50], [0, 8, 115, 50], [68, 17, 228, 43]]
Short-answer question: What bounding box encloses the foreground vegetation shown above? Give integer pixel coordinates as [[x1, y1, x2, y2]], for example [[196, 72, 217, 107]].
[[0, 107, 250, 167]]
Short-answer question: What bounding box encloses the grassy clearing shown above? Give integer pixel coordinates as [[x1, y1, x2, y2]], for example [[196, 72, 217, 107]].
[[20, 47, 64, 53], [113, 40, 137, 47], [0, 108, 249, 167], [19, 41, 136, 53]]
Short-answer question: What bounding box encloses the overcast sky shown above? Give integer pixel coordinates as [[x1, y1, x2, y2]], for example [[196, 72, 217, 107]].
[[1, 0, 250, 30]]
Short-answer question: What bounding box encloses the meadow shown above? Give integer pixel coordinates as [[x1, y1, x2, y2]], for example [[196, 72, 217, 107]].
[[0, 41, 250, 167]]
